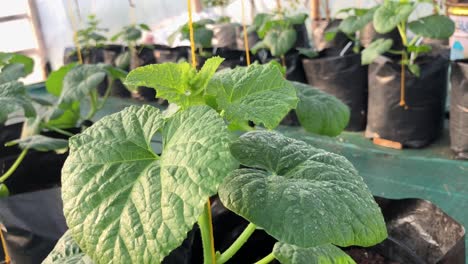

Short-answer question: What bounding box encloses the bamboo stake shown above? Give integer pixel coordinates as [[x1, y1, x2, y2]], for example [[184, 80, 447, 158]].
[[241, 0, 251, 65]]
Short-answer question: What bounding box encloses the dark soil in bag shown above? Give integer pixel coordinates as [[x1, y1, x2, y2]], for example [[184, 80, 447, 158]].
[[450, 59, 468, 159], [366, 55, 449, 148], [302, 50, 368, 131]]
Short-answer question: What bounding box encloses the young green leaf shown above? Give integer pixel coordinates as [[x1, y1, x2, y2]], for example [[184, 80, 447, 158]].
[[115, 51, 131, 69], [0, 81, 36, 124], [273, 242, 356, 264], [46, 101, 80, 129], [408, 63, 421, 77], [264, 29, 297, 57], [287, 13, 308, 25], [62, 105, 237, 263], [57, 64, 106, 105], [7, 53, 34, 75], [6, 135, 68, 153], [293, 82, 350, 136], [408, 15, 455, 40], [339, 7, 376, 35], [361, 38, 393, 65], [250, 41, 269, 54], [219, 131, 387, 248], [0, 64, 28, 84], [373, 2, 414, 34], [125, 58, 223, 108], [46, 63, 77, 96], [206, 63, 298, 129], [297, 48, 319, 59], [42, 231, 93, 264]]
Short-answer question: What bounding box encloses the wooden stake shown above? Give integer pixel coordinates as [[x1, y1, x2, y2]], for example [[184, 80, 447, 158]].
[[241, 0, 251, 65]]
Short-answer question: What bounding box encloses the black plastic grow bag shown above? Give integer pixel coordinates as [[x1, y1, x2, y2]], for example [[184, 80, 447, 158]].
[[153, 45, 189, 63], [366, 55, 449, 148], [450, 59, 468, 159], [256, 51, 307, 83], [0, 188, 67, 264], [302, 51, 368, 131], [312, 19, 351, 53], [63, 47, 104, 65]]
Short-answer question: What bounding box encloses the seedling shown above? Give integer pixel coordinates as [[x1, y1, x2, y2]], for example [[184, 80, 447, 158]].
[[44, 58, 386, 264], [77, 14, 108, 51], [168, 19, 215, 57], [111, 23, 151, 70], [250, 12, 308, 65], [361, 0, 454, 75], [0, 52, 126, 197]]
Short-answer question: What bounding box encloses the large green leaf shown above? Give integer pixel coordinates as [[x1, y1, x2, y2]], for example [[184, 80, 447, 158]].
[[46, 101, 80, 129], [6, 135, 68, 152], [293, 82, 349, 137], [206, 63, 298, 129], [0, 81, 36, 124], [373, 2, 414, 34], [273, 242, 356, 264], [46, 63, 77, 96], [339, 7, 376, 35], [219, 131, 387, 248], [58, 64, 106, 105], [0, 64, 27, 84], [264, 29, 297, 57], [408, 15, 455, 39], [8, 53, 34, 75], [43, 231, 93, 264], [361, 38, 393, 65], [125, 57, 223, 109], [62, 105, 237, 263]]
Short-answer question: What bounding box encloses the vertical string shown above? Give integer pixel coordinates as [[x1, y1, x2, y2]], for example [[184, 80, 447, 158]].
[[187, 1, 214, 262], [0, 230, 10, 264], [130, 0, 136, 26], [67, 0, 83, 64], [241, 0, 251, 65], [400, 53, 407, 107], [187, 0, 197, 68]]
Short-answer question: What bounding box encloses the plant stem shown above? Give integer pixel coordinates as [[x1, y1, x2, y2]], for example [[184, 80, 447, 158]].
[[86, 90, 98, 120], [396, 23, 408, 47], [98, 79, 114, 110], [0, 148, 28, 183], [255, 252, 276, 264], [217, 223, 257, 264], [198, 200, 216, 264], [45, 125, 74, 137]]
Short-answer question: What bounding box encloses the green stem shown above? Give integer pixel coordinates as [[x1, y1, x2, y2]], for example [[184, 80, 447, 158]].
[[255, 252, 276, 264], [198, 201, 216, 264], [44, 125, 74, 137], [97, 78, 114, 110], [217, 223, 257, 264], [388, 49, 404, 55], [86, 91, 98, 120], [396, 23, 408, 47], [0, 148, 28, 183]]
